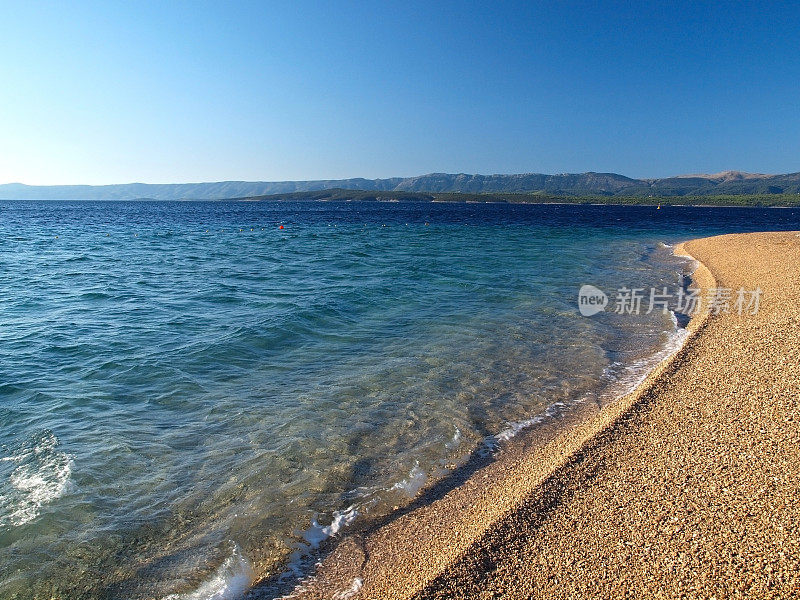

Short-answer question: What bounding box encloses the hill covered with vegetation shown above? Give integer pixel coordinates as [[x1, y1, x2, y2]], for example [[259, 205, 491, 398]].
[[240, 188, 800, 207], [3, 170, 800, 201]]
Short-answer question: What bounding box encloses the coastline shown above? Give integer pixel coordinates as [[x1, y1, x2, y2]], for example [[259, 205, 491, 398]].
[[270, 231, 799, 599], [410, 231, 800, 598]]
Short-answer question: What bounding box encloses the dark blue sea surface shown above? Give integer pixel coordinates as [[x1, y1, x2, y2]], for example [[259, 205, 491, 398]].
[[1, 200, 798, 599]]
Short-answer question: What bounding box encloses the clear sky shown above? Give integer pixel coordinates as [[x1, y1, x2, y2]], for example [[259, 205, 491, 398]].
[[1, 1, 799, 185]]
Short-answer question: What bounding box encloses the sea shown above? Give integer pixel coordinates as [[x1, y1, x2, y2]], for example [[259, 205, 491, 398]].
[[1, 200, 799, 599]]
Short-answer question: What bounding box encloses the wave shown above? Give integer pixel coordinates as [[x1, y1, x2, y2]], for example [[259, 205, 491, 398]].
[[481, 400, 570, 454], [270, 504, 362, 597], [0, 430, 73, 528], [601, 315, 690, 401], [302, 505, 360, 549], [390, 463, 427, 497], [161, 544, 253, 600]]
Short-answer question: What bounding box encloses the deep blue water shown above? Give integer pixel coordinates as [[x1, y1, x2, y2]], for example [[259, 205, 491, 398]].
[[1, 201, 798, 599]]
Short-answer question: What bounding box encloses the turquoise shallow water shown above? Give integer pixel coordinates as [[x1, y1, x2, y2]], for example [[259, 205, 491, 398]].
[[1, 201, 799, 599]]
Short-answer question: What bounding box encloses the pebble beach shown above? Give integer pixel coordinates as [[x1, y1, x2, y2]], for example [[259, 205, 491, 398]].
[[288, 231, 800, 599]]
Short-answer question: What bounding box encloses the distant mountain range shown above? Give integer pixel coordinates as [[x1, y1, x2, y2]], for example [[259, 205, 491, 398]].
[[1, 170, 799, 201]]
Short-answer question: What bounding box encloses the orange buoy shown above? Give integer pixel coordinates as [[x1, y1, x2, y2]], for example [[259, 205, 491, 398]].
[[279, 225, 284, 229]]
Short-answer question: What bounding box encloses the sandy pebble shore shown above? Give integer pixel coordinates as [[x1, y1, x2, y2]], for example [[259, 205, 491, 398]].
[[278, 231, 800, 600]]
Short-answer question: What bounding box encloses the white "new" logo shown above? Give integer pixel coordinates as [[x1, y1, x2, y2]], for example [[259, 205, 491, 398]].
[[578, 285, 608, 316]]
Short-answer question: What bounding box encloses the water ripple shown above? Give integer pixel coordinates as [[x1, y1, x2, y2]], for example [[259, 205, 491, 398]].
[[2, 201, 798, 598]]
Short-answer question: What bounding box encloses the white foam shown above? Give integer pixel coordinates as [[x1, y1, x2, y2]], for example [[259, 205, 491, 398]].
[[275, 503, 363, 593], [445, 426, 461, 449], [494, 415, 545, 443], [595, 322, 690, 408], [669, 309, 679, 328], [0, 430, 73, 527], [602, 361, 624, 381], [390, 463, 427, 497], [302, 505, 359, 549], [279, 460, 436, 595], [162, 544, 253, 600], [481, 400, 571, 454], [332, 577, 363, 600]]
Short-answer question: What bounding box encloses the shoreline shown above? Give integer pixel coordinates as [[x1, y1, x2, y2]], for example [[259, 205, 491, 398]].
[[268, 236, 729, 599], [413, 231, 800, 598], [411, 231, 800, 598]]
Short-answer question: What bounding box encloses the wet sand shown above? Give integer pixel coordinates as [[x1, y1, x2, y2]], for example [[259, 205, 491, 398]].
[[282, 231, 800, 599]]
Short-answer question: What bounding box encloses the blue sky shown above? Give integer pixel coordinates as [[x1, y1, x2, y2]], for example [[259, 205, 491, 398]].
[[1, 1, 798, 184]]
